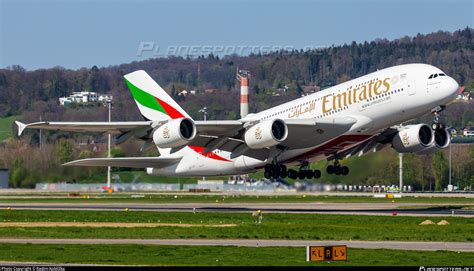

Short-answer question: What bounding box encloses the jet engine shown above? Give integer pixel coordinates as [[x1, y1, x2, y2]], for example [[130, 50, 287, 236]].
[[415, 128, 451, 155], [392, 124, 434, 153], [152, 118, 196, 148], [244, 119, 288, 149]]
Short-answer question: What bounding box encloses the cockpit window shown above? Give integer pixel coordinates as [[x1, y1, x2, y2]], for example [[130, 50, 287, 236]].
[[428, 73, 446, 79]]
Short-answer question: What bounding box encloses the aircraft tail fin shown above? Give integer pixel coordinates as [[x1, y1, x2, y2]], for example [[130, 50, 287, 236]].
[[124, 70, 191, 121]]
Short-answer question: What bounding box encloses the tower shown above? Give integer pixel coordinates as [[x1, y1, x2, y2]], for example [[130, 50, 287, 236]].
[[237, 69, 250, 118]]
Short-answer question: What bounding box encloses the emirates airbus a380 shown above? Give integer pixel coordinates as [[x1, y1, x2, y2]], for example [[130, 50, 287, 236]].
[[16, 63, 461, 180]]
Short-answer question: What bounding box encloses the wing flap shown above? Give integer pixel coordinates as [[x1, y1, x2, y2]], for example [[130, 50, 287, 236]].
[[63, 157, 181, 168]]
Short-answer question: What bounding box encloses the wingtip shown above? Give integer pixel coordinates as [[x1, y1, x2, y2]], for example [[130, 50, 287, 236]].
[[15, 121, 26, 136]]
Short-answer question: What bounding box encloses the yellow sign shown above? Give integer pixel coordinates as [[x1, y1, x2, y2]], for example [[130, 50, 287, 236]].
[[307, 245, 347, 261]]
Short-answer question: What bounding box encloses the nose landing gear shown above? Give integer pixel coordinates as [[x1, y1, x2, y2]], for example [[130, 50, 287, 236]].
[[431, 105, 446, 130]]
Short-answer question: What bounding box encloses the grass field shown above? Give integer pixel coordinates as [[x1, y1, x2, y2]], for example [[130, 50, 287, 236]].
[[0, 244, 472, 266], [0, 193, 473, 204], [0, 210, 472, 242], [0, 115, 18, 142]]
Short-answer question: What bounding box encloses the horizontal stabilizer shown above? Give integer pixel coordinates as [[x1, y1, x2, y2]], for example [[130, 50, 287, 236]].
[[63, 157, 181, 168], [15, 121, 153, 135], [15, 121, 27, 136]]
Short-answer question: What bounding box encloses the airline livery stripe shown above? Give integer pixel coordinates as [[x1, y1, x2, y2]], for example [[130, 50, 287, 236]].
[[154, 97, 184, 119], [188, 146, 231, 162], [125, 79, 167, 115]]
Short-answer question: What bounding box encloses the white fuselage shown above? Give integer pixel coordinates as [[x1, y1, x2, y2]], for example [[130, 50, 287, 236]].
[[148, 63, 459, 176]]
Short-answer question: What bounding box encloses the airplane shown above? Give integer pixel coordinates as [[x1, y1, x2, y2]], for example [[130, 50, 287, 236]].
[[15, 63, 461, 180]]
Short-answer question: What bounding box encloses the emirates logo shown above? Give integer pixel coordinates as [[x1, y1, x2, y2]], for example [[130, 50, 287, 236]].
[[255, 127, 262, 140], [162, 125, 170, 139], [402, 132, 410, 146]]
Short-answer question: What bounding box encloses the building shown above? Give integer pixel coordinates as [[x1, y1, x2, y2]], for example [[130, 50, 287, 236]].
[[456, 92, 472, 101], [0, 169, 9, 189], [59, 91, 113, 105], [204, 88, 219, 94], [462, 127, 474, 137], [303, 85, 321, 94]]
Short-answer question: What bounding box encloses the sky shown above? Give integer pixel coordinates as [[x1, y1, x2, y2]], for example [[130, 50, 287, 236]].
[[0, 0, 473, 70]]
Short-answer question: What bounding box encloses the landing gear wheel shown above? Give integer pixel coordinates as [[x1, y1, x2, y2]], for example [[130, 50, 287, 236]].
[[298, 170, 306, 180], [341, 166, 349, 176], [334, 166, 342, 175], [288, 169, 297, 179], [272, 165, 280, 179], [264, 171, 271, 179], [305, 170, 313, 179], [327, 165, 334, 174], [313, 170, 321, 179]]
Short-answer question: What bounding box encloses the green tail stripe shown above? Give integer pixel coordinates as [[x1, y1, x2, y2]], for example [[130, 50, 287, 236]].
[[125, 79, 167, 116]]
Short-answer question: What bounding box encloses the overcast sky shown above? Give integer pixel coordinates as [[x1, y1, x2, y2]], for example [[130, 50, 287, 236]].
[[1, 0, 473, 70]]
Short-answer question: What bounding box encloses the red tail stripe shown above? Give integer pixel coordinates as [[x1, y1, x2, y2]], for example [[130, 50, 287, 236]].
[[154, 97, 185, 119]]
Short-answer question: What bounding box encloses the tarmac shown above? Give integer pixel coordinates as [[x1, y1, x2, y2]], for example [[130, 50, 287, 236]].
[[0, 202, 473, 217], [0, 238, 471, 252]]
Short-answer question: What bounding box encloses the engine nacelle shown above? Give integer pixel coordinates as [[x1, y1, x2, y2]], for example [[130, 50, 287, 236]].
[[392, 124, 434, 153], [244, 119, 288, 149], [416, 128, 451, 155], [153, 118, 196, 148]]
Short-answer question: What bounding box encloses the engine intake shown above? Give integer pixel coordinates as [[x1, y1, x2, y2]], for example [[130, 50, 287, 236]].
[[244, 119, 288, 149], [416, 128, 451, 155], [392, 124, 434, 153], [153, 118, 196, 148]]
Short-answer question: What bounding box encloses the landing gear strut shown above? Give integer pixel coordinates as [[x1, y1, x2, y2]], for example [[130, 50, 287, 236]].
[[326, 160, 349, 176]]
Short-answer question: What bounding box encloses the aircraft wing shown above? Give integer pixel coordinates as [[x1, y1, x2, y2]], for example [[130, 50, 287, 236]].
[[189, 116, 358, 160], [63, 157, 181, 168], [194, 120, 244, 136], [281, 117, 357, 149], [329, 127, 398, 160], [15, 121, 153, 136]]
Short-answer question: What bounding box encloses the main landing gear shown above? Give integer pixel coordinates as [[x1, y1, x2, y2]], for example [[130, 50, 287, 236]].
[[326, 160, 349, 176], [264, 162, 321, 180]]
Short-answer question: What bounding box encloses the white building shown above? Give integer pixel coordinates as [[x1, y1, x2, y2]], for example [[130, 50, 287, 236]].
[[456, 92, 472, 101], [59, 91, 112, 105], [463, 128, 474, 137]]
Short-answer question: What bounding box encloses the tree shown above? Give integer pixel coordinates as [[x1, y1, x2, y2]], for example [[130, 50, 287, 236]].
[[432, 151, 448, 191], [10, 157, 26, 188], [56, 139, 73, 164]]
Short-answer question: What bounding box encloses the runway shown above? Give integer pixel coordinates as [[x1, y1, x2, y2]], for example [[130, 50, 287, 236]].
[[0, 238, 471, 252], [1, 203, 473, 217]]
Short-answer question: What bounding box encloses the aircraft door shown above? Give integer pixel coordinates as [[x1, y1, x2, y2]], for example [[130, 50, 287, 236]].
[[407, 81, 415, 95]]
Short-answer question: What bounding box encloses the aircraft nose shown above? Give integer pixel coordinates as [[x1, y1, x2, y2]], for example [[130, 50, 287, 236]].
[[446, 76, 460, 95]]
